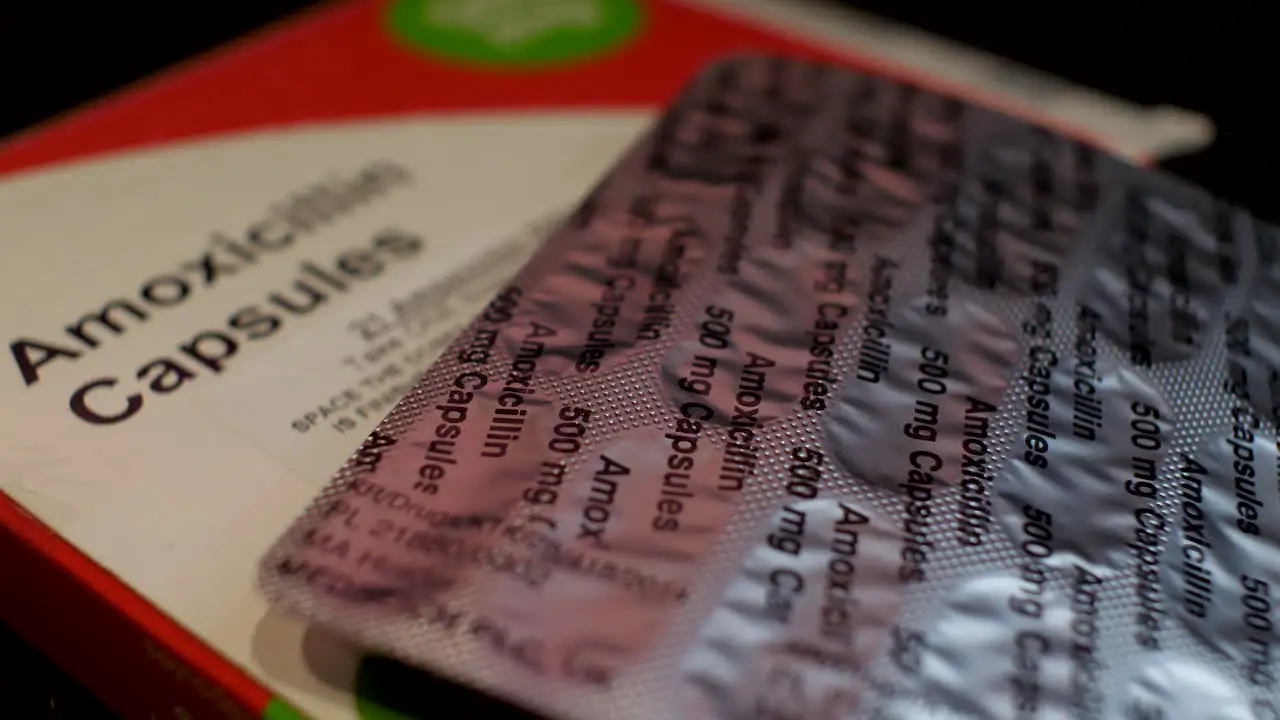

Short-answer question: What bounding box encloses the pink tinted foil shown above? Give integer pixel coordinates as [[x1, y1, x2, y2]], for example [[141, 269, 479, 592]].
[[261, 55, 1280, 720]]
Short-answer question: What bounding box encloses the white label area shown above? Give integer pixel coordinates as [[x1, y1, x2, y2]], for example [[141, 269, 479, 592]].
[[202, 214, 551, 479], [0, 112, 648, 720]]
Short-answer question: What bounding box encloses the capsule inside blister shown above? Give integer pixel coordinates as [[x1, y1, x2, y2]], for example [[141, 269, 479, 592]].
[[682, 497, 905, 719], [259, 54, 1278, 720], [1081, 185, 1243, 366]]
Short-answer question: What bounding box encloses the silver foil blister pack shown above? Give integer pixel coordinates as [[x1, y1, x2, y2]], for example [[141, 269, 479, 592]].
[[259, 55, 1280, 719]]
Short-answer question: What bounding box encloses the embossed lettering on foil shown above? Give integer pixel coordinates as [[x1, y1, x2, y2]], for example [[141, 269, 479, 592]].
[[824, 292, 1020, 493], [259, 55, 1280, 720], [996, 336, 1175, 575], [903, 573, 1078, 720], [1082, 186, 1242, 367], [682, 498, 902, 719], [1169, 407, 1280, 675]]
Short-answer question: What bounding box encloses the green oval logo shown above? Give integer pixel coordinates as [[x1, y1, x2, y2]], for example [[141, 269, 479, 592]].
[[387, 0, 643, 69]]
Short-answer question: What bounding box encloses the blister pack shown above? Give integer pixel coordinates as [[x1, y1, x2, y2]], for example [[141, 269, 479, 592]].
[[259, 55, 1280, 719]]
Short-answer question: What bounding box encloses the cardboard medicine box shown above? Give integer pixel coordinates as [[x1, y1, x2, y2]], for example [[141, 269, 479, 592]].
[[0, 1, 1211, 718]]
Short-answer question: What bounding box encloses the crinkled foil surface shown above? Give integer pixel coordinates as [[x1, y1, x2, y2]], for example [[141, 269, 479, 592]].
[[260, 55, 1280, 720]]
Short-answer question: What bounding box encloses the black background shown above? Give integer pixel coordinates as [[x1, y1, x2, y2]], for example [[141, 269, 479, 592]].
[[0, 0, 1268, 717], [0, 1, 1269, 216]]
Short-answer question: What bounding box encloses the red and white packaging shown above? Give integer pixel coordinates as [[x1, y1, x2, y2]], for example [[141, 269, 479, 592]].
[[0, 1, 1211, 718]]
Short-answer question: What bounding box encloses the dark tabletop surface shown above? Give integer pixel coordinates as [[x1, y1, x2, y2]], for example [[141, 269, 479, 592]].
[[0, 623, 115, 719], [0, 0, 1270, 717]]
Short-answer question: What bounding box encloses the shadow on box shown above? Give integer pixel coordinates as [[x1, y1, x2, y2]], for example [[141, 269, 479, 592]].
[[250, 610, 541, 719]]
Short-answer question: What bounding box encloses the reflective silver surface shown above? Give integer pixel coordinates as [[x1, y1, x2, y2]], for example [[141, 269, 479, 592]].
[[683, 498, 903, 719], [260, 55, 1280, 719], [995, 342, 1173, 574]]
